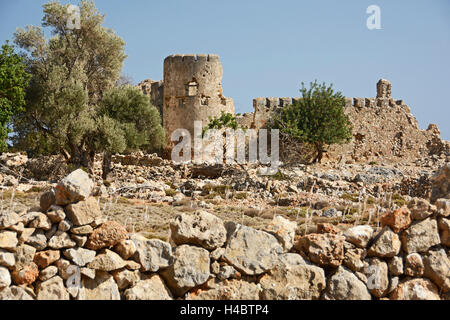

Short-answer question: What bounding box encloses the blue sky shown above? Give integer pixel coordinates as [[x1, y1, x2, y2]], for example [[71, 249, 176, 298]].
[[1, 0, 449, 140]]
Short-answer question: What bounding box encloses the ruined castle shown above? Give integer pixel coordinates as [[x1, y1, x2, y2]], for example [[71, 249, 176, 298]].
[[139, 54, 448, 163]]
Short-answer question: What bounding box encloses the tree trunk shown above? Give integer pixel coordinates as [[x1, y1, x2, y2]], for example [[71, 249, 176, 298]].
[[102, 151, 112, 180], [313, 142, 324, 163]]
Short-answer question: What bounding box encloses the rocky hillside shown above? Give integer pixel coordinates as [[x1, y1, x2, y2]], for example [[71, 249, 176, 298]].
[[0, 169, 449, 300]]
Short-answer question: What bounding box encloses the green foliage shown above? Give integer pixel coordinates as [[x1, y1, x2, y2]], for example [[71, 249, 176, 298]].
[[202, 111, 241, 136], [0, 41, 31, 151], [270, 81, 352, 163]]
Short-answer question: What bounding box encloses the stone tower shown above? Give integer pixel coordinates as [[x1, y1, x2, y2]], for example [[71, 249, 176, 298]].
[[377, 79, 392, 99], [163, 54, 235, 138]]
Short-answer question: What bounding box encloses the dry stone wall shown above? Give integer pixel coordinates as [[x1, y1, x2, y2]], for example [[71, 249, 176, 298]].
[[0, 169, 449, 300]]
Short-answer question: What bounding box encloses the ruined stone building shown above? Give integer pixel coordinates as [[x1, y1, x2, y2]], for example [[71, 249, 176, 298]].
[[138, 55, 448, 163]]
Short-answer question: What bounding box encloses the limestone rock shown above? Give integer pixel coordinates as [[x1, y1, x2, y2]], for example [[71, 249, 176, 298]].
[[78, 271, 120, 300], [124, 275, 173, 300], [0, 230, 18, 250], [34, 250, 60, 268], [390, 278, 440, 300], [113, 239, 136, 260], [39, 189, 55, 212], [223, 223, 283, 275], [364, 257, 389, 298], [404, 253, 424, 277], [87, 249, 125, 271], [46, 206, 66, 223], [381, 207, 411, 232], [0, 285, 34, 300], [401, 218, 441, 253], [278, 253, 306, 267], [264, 215, 297, 251], [111, 269, 140, 290], [344, 247, 366, 272], [0, 249, 15, 267], [436, 199, 450, 217], [0, 211, 21, 230], [161, 245, 210, 297], [70, 225, 93, 235], [65, 197, 102, 227], [54, 169, 94, 206], [185, 280, 260, 300], [438, 218, 450, 246], [48, 231, 76, 249], [344, 225, 373, 248], [295, 233, 344, 268], [423, 249, 450, 293], [36, 276, 70, 300], [260, 263, 326, 300], [388, 256, 404, 276], [408, 198, 432, 221], [85, 221, 127, 250], [63, 247, 96, 267], [170, 210, 226, 250], [131, 234, 172, 272], [14, 244, 36, 270], [368, 227, 401, 258], [430, 163, 450, 203], [25, 229, 47, 250], [39, 265, 58, 281], [322, 266, 371, 300], [0, 266, 11, 288]]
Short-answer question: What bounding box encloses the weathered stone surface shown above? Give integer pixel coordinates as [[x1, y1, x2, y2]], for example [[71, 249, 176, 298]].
[[111, 269, 140, 290], [436, 199, 450, 217], [343, 247, 366, 272], [14, 244, 36, 270], [113, 239, 136, 260], [25, 229, 47, 250], [185, 280, 261, 300], [28, 213, 52, 231], [161, 245, 210, 297], [48, 231, 76, 249], [223, 223, 283, 275], [430, 163, 450, 203], [0, 285, 34, 300], [78, 271, 120, 300], [63, 247, 96, 267], [36, 276, 70, 300], [405, 253, 424, 277], [54, 169, 94, 206], [278, 253, 306, 267], [65, 197, 102, 226], [316, 223, 340, 235], [368, 227, 401, 258], [11, 262, 39, 285], [85, 221, 127, 250], [70, 225, 93, 235], [39, 265, 58, 281], [0, 266, 11, 288], [71, 235, 87, 247], [438, 218, 450, 246], [0, 230, 18, 250], [87, 249, 125, 271], [344, 225, 373, 248], [170, 210, 226, 250], [0, 249, 15, 267], [381, 207, 411, 233], [264, 215, 297, 251], [408, 198, 432, 221], [46, 205, 66, 223], [388, 256, 404, 276], [295, 233, 344, 268], [390, 278, 440, 300], [260, 263, 326, 300], [131, 234, 172, 272], [34, 250, 60, 268], [58, 219, 72, 232], [39, 189, 55, 212], [401, 218, 441, 253], [322, 266, 371, 300], [54, 259, 73, 280], [216, 265, 239, 281], [0, 211, 21, 230], [124, 275, 173, 300], [364, 257, 389, 298], [423, 249, 450, 293]]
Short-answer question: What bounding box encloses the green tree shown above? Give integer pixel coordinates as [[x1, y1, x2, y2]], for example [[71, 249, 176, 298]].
[[12, 1, 165, 175], [203, 111, 240, 136], [0, 41, 31, 151], [270, 81, 352, 163]]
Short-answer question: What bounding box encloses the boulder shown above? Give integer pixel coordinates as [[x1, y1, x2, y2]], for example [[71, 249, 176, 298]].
[[65, 197, 102, 227], [401, 218, 441, 253], [36, 276, 70, 300], [260, 263, 326, 300], [39, 265, 58, 281], [0, 211, 21, 230], [364, 257, 389, 298], [170, 210, 226, 250], [381, 207, 411, 232], [390, 278, 440, 300], [63, 247, 96, 267], [223, 223, 283, 275], [48, 231, 76, 249], [124, 275, 173, 300], [85, 221, 127, 250], [404, 253, 424, 277], [87, 249, 125, 272], [388, 256, 404, 276], [78, 271, 120, 300], [0, 230, 18, 250], [161, 245, 210, 297], [264, 215, 297, 251], [322, 266, 371, 300], [54, 169, 94, 205], [111, 269, 141, 290], [344, 225, 373, 248], [113, 239, 136, 260], [407, 198, 432, 221], [33, 250, 60, 268], [423, 249, 450, 293], [0, 249, 15, 267], [131, 234, 172, 272], [368, 227, 401, 258], [295, 233, 344, 268]]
